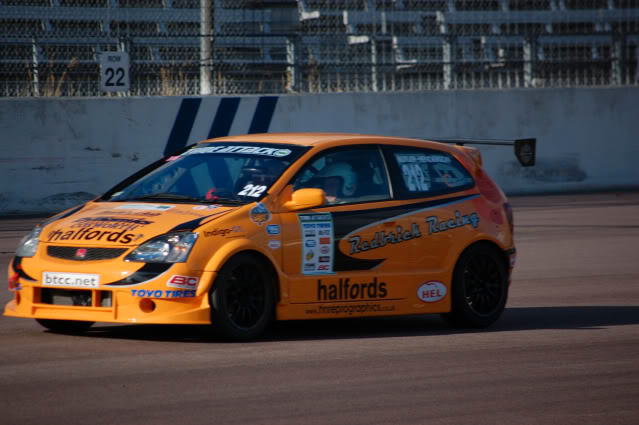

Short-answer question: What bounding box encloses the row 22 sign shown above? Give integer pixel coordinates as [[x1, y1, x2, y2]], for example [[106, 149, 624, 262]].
[[100, 52, 130, 92]]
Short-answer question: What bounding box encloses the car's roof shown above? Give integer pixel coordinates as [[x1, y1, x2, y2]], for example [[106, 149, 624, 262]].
[[198, 132, 448, 150]]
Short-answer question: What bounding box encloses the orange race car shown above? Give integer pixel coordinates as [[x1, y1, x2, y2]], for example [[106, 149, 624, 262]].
[[5, 133, 535, 341]]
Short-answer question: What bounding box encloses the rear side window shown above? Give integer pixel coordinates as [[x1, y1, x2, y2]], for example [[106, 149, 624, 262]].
[[384, 146, 474, 198]]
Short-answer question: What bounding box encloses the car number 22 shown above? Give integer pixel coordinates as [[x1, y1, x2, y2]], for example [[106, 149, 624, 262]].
[[239, 184, 267, 197]]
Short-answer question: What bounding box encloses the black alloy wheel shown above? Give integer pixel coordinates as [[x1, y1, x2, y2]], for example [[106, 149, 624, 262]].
[[210, 253, 274, 341], [463, 253, 504, 316], [441, 244, 508, 328]]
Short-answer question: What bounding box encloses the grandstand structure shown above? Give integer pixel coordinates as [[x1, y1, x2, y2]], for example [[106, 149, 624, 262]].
[[1, 0, 638, 96]]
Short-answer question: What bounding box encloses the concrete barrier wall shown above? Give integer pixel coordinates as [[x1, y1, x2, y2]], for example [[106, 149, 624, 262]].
[[1, 87, 637, 214]]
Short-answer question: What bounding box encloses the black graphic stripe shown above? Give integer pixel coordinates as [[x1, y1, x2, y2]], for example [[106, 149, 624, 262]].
[[11, 256, 36, 281], [104, 263, 173, 287], [169, 209, 231, 232], [331, 194, 478, 271]]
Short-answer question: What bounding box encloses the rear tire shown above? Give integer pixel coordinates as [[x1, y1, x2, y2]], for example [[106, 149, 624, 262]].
[[209, 253, 274, 341], [441, 244, 508, 328], [36, 319, 94, 333]]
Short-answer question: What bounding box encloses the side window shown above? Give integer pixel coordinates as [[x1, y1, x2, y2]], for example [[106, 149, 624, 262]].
[[291, 147, 391, 205], [385, 147, 474, 198]]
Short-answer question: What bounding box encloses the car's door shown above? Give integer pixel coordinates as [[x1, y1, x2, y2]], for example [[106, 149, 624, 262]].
[[275, 145, 420, 317]]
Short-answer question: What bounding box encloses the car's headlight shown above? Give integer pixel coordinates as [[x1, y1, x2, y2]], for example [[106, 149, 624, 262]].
[[124, 232, 198, 263], [16, 227, 42, 258]]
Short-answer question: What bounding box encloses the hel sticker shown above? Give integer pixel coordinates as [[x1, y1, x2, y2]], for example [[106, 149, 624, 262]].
[[183, 145, 292, 157], [249, 202, 271, 225], [266, 224, 280, 235], [417, 281, 447, 303], [298, 213, 334, 275], [238, 184, 267, 197], [116, 204, 173, 211], [267, 240, 281, 250], [42, 272, 100, 288], [167, 275, 199, 289]]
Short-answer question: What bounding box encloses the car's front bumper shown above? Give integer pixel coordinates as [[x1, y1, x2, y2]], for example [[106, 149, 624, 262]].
[[4, 270, 218, 325]]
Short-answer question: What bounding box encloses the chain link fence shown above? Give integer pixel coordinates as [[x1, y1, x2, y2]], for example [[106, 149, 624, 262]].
[[1, 0, 638, 97]]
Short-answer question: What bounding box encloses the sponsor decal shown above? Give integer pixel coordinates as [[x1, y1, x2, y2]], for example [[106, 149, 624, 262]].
[[348, 223, 421, 255], [267, 240, 281, 250], [266, 224, 280, 235], [43, 272, 100, 288], [193, 205, 219, 210], [167, 275, 199, 290], [203, 228, 233, 237], [70, 216, 153, 231], [47, 227, 141, 244], [166, 156, 180, 161], [299, 213, 334, 274], [317, 277, 387, 301], [183, 145, 292, 157], [116, 204, 173, 211], [131, 289, 196, 298], [249, 202, 271, 225], [426, 210, 479, 234], [396, 153, 451, 164], [417, 281, 447, 303], [305, 303, 396, 315], [97, 210, 161, 217]]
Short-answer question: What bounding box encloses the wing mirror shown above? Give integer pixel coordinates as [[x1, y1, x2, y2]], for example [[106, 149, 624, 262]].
[[282, 188, 325, 211]]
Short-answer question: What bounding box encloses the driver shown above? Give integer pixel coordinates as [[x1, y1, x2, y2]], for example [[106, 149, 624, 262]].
[[317, 162, 358, 204]]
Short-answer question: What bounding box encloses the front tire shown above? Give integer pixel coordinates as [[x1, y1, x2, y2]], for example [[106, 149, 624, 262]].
[[209, 253, 274, 341], [36, 319, 94, 333], [441, 244, 508, 328]]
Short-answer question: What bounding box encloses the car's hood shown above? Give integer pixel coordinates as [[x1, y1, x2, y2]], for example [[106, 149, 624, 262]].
[[40, 202, 238, 246]]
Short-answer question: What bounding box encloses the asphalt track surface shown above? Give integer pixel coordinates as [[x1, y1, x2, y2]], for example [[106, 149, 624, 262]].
[[1, 192, 638, 425]]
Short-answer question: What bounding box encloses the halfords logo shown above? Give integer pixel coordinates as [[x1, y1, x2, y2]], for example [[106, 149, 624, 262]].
[[317, 278, 387, 301], [47, 227, 139, 244]]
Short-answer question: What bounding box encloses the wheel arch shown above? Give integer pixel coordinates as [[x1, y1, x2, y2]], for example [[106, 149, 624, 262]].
[[205, 248, 281, 306], [455, 239, 510, 278]]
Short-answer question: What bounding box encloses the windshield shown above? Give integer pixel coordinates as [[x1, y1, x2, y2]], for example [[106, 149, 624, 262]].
[[103, 142, 309, 204]]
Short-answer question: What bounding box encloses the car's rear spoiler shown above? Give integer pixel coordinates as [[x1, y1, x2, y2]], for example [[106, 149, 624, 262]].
[[417, 137, 536, 167]]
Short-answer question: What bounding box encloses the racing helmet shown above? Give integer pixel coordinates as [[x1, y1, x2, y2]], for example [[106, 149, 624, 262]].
[[318, 162, 357, 197]]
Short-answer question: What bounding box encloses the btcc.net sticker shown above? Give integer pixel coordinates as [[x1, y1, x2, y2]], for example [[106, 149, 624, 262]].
[[42, 272, 100, 288]]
